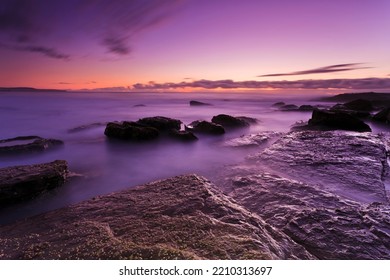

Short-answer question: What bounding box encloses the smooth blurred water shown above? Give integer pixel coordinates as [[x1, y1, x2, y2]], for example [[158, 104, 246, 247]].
[[0, 91, 325, 224]]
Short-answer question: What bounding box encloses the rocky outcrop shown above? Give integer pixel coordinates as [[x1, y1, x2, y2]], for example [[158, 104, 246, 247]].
[[298, 105, 315, 111], [373, 107, 390, 123], [68, 122, 106, 133], [0, 160, 68, 206], [343, 99, 374, 111], [137, 116, 181, 131], [250, 130, 388, 203], [216, 171, 390, 259], [272, 102, 285, 107], [0, 136, 63, 155], [104, 121, 159, 141], [169, 129, 198, 141], [211, 114, 250, 128], [280, 104, 298, 111], [307, 109, 371, 132], [0, 174, 313, 260], [189, 100, 211, 106], [187, 121, 225, 135]]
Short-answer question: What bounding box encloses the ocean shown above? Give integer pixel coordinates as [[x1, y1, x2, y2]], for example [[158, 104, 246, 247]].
[[0, 90, 372, 224]]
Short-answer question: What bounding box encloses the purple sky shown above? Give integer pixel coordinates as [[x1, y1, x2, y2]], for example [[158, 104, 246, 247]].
[[0, 0, 389, 92]]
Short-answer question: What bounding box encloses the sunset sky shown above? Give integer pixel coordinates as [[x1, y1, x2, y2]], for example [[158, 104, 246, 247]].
[[0, 0, 389, 92]]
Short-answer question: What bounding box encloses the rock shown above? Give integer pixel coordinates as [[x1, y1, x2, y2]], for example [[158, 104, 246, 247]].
[[308, 109, 371, 132], [272, 102, 285, 107], [217, 170, 390, 259], [211, 114, 249, 128], [137, 116, 181, 131], [0, 174, 313, 260], [223, 132, 282, 148], [0, 160, 68, 206], [169, 129, 198, 141], [104, 121, 159, 141], [251, 130, 388, 203], [298, 105, 315, 111], [189, 100, 211, 106], [343, 99, 374, 111], [187, 121, 225, 135], [373, 107, 390, 123], [235, 116, 258, 124], [133, 104, 146, 107], [0, 136, 63, 155], [280, 104, 298, 111], [68, 122, 106, 133]]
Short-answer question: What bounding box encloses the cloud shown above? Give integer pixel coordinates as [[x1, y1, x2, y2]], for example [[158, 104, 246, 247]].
[[0, 0, 182, 59], [58, 82, 72, 85], [259, 63, 369, 77], [132, 78, 390, 90]]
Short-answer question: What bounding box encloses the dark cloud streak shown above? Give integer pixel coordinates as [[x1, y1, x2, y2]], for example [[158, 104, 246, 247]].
[[259, 63, 369, 77]]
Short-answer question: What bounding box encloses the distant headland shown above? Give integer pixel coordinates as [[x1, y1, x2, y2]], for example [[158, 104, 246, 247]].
[[0, 87, 67, 92]]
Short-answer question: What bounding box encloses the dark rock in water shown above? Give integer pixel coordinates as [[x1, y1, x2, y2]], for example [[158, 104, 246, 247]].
[[0, 160, 68, 206], [280, 104, 298, 111], [251, 130, 388, 203], [211, 114, 249, 128], [68, 122, 106, 133], [373, 107, 390, 123], [169, 129, 198, 141], [187, 120, 225, 135], [133, 104, 146, 107], [0, 136, 63, 155], [308, 109, 371, 132], [217, 171, 390, 259], [329, 104, 371, 118], [0, 174, 313, 259], [104, 121, 159, 141], [236, 116, 258, 124], [298, 105, 315, 111], [137, 116, 181, 131], [343, 99, 374, 111], [189, 100, 211, 106], [272, 102, 285, 107]]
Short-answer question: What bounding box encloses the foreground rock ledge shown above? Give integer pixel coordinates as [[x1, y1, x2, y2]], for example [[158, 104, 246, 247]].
[[0, 174, 313, 260], [0, 160, 69, 206]]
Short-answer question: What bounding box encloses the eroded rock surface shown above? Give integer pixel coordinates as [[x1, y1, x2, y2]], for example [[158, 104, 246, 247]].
[[104, 121, 159, 141], [216, 170, 390, 259], [223, 132, 282, 148], [0, 136, 63, 155], [0, 174, 313, 260], [0, 160, 68, 206], [251, 130, 388, 203]]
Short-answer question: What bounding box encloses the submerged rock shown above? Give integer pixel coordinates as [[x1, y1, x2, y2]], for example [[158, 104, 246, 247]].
[[0, 136, 63, 155], [272, 102, 285, 107], [251, 130, 388, 203], [104, 121, 159, 141], [0, 160, 68, 206], [0, 174, 313, 260], [137, 116, 181, 131], [308, 109, 371, 132], [280, 104, 298, 111], [189, 100, 211, 106], [187, 120, 225, 135], [211, 114, 250, 128], [298, 105, 316, 111], [68, 122, 106, 133]]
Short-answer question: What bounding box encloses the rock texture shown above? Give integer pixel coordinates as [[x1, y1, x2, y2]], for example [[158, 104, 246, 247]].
[[169, 129, 198, 141], [211, 114, 250, 128], [0, 160, 68, 206], [104, 121, 159, 141], [216, 170, 390, 259], [373, 107, 390, 123], [189, 100, 211, 106], [187, 120, 225, 135], [223, 132, 282, 148], [0, 174, 313, 260], [0, 136, 63, 155], [251, 130, 388, 203], [137, 116, 181, 131]]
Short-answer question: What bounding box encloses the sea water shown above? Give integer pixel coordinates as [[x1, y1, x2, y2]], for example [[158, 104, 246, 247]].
[[0, 91, 330, 224]]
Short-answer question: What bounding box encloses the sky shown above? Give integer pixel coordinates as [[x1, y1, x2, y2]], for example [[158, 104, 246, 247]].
[[0, 0, 390, 92]]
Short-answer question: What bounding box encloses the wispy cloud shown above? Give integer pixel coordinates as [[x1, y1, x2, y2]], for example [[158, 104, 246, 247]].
[[259, 63, 369, 77], [132, 78, 390, 90], [0, 0, 183, 59]]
